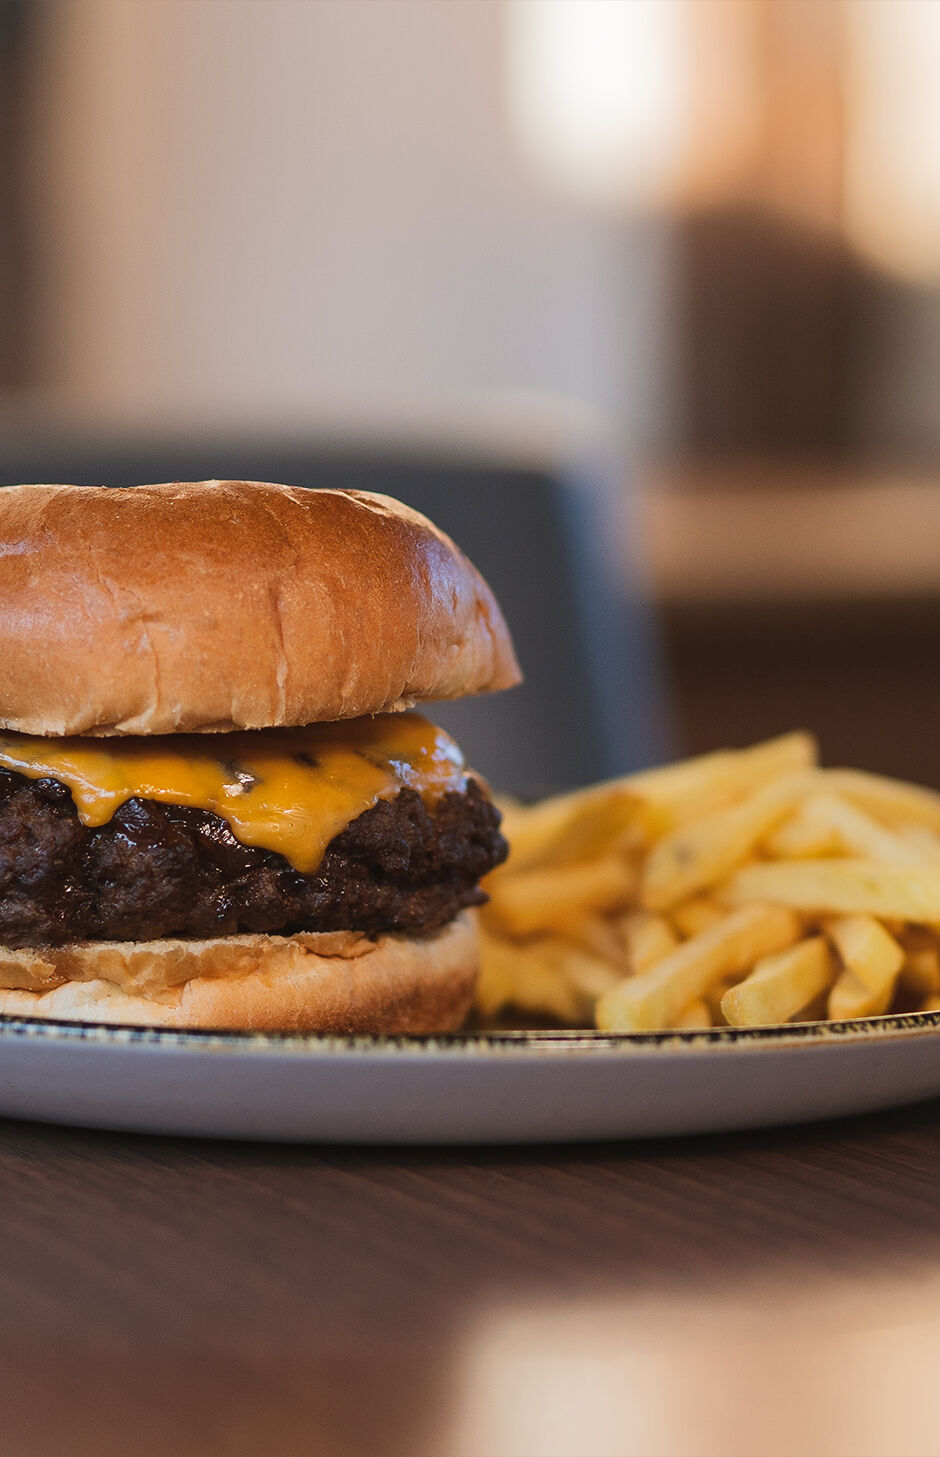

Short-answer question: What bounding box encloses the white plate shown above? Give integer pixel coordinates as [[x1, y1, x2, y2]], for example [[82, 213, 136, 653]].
[[1, 1012, 939, 1142]]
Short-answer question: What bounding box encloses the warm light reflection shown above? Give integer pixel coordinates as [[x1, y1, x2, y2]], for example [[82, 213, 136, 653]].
[[504, 0, 691, 207], [504, 0, 778, 214], [446, 1280, 940, 1457], [843, 0, 940, 280], [507, 0, 940, 282]]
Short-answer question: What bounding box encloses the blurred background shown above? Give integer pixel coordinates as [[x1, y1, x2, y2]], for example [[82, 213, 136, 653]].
[[1, 0, 939, 786]]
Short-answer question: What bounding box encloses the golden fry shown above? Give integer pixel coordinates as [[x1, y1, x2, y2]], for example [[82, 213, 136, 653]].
[[596, 903, 801, 1032], [485, 857, 636, 939], [674, 998, 712, 1030], [704, 974, 738, 1025], [763, 808, 842, 859], [798, 794, 924, 864], [552, 943, 625, 1002], [474, 927, 522, 1020], [497, 784, 642, 874], [624, 732, 818, 835], [670, 897, 728, 939], [722, 860, 940, 922], [476, 929, 587, 1024], [897, 928, 940, 999], [640, 772, 810, 911], [478, 732, 940, 1034], [554, 913, 629, 966], [825, 916, 904, 1019], [819, 769, 940, 832], [721, 936, 836, 1027], [619, 911, 679, 975], [899, 826, 940, 860]]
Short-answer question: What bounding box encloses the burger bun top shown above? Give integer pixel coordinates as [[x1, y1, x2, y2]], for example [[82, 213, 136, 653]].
[[0, 480, 521, 736]]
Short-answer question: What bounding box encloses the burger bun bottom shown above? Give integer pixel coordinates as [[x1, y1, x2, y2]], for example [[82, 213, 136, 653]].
[[0, 913, 477, 1033]]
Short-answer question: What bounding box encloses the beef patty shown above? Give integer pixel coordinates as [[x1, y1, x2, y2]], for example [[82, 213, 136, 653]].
[[0, 769, 506, 947]]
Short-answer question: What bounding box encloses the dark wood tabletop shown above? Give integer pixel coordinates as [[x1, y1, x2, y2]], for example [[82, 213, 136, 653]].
[[3, 1098, 940, 1457]]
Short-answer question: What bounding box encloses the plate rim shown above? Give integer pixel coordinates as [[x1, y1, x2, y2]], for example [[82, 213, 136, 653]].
[[0, 1009, 938, 1058]]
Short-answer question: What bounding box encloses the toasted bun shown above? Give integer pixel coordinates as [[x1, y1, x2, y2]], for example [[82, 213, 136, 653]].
[[0, 913, 477, 1033], [0, 481, 520, 736]]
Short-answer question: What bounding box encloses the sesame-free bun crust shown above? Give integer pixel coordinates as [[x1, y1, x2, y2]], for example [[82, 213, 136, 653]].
[[0, 913, 477, 1033], [0, 481, 520, 736]]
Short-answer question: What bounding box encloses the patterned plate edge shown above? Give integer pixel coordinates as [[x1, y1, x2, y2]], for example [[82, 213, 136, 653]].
[[0, 1010, 938, 1056]]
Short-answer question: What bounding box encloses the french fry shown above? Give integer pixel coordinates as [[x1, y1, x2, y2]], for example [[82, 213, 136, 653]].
[[674, 998, 712, 1029], [474, 927, 521, 1019], [552, 944, 624, 1002], [825, 916, 904, 1019], [670, 897, 729, 938], [619, 911, 679, 974], [554, 913, 629, 966], [828, 971, 886, 1021], [818, 769, 940, 832], [763, 806, 842, 859], [476, 930, 587, 1024], [477, 732, 940, 1033], [497, 783, 643, 873], [704, 974, 738, 1025], [721, 936, 836, 1027], [625, 732, 818, 836], [796, 794, 925, 864], [640, 772, 809, 911], [897, 929, 940, 1000], [722, 860, 940, 922], [798, 989, 833, 1022], [899, 826, 940, 860], [764, 792, 929, 864], [485, 856, 636, 938], [596, 904, 802, 1032]]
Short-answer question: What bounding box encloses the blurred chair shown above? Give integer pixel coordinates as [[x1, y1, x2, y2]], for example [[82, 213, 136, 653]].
[[0, 427, 674, 790]]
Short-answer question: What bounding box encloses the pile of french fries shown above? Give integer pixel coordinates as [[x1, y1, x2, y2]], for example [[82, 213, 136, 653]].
[[476, 732, 940, 1031]]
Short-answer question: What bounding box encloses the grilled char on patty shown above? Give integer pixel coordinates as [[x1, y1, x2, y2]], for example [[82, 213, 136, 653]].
[[0, 770, 506, 947]]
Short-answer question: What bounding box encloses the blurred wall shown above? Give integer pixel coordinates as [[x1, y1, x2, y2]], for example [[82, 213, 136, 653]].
[[17, 0, 940, 462], [0, 0, 33, 388], [29, 0, 672, 445]]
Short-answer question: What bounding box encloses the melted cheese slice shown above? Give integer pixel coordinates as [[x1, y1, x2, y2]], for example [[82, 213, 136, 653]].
[[0, 713, 467, 873]]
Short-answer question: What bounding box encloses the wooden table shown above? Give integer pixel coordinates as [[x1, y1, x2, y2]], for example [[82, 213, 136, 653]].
[[4, 1100, 940, 1457]]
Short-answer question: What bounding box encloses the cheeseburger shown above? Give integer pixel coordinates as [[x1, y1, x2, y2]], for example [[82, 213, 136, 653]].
[[0, 480, 519, 1032]]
